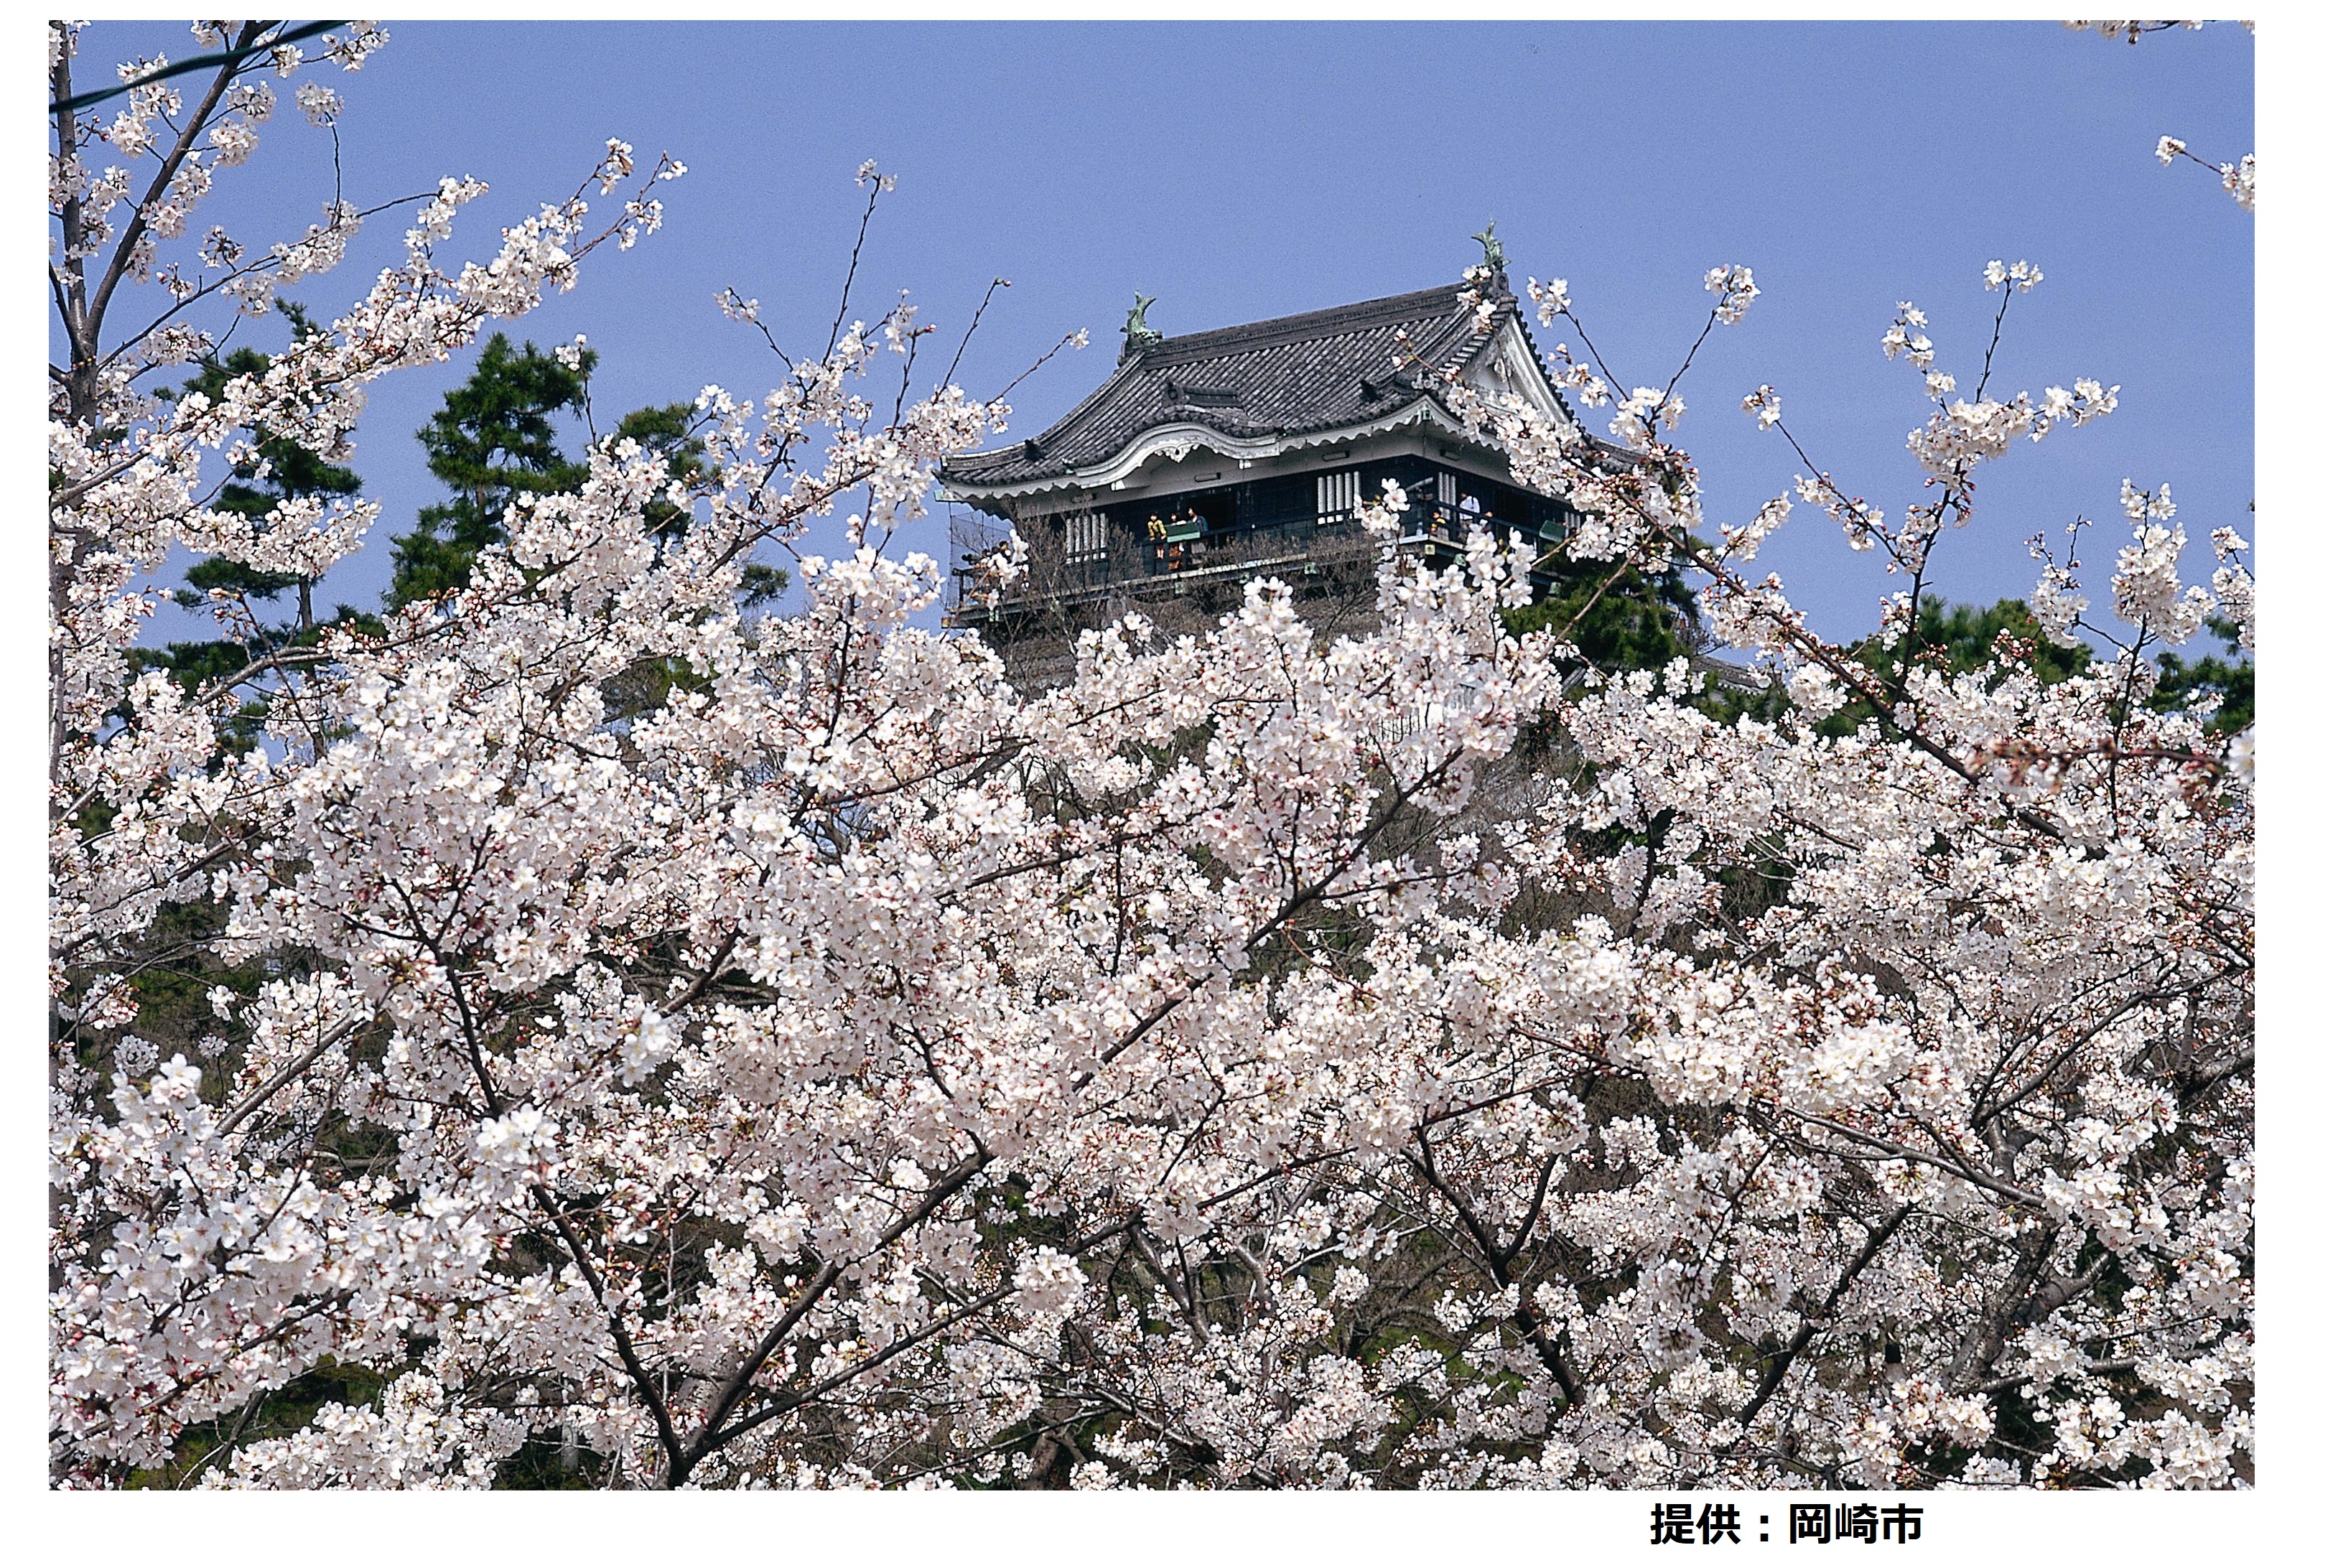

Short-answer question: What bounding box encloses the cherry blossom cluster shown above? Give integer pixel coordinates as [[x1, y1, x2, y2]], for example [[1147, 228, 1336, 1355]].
[[2157, 135, 2255, 213]]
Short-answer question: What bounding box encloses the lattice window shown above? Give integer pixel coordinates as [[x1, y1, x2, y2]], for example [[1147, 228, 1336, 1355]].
[[1437, 470, 1458, 508], [1315, 469, 1360, 523], [1062, 510, 1108, 566]]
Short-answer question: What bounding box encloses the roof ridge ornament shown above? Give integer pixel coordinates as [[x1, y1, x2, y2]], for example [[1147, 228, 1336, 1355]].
[[1471, 220, 1508, 287], [1121, 291, 1163, 360]]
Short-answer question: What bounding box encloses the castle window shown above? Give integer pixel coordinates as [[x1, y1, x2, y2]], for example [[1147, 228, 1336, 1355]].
[[1437, 470, 1458, 508], [1063, 511, 1108, 566], [1315, 469, 1360, 524]]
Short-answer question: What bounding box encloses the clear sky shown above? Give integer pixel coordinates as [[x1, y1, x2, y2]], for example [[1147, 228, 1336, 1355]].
[[86, 18, 2254, 649]]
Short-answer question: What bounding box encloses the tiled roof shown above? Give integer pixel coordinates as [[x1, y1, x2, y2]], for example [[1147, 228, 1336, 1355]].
[[943, 279, 1530, 490]]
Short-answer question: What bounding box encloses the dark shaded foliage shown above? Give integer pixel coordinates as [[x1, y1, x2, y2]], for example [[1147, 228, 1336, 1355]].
[[2149, 615, 2253, 735], [1502, 550, 1702, 676]]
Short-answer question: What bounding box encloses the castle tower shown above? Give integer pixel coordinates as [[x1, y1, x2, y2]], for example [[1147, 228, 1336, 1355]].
[[941, 261, 1611, 686]]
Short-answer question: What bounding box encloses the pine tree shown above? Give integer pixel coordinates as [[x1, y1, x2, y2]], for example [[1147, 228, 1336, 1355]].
[[173, 305, 363, 633], [133, 304, 365, 739], [387, 333, 593, 607], [2150, 615, 2253, 734], [390, 346, 787, 612], [1804, 596, 2092, 738], [1501, 551, 1703, 675], [607, 401, 786, 605]]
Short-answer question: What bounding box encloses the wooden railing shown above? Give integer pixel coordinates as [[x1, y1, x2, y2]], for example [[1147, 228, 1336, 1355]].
[[947, 506, 1560, 623]]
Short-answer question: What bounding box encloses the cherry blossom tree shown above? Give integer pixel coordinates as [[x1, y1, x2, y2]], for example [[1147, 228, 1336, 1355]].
[[50, 21, 2252, 1489]]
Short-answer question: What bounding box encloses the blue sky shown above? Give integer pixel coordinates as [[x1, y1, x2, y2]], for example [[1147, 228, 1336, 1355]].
[[87, 18, 2254, 649]]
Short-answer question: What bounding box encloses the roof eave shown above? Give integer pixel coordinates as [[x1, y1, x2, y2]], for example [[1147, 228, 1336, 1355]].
[[939, 396, 1545, 507]]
